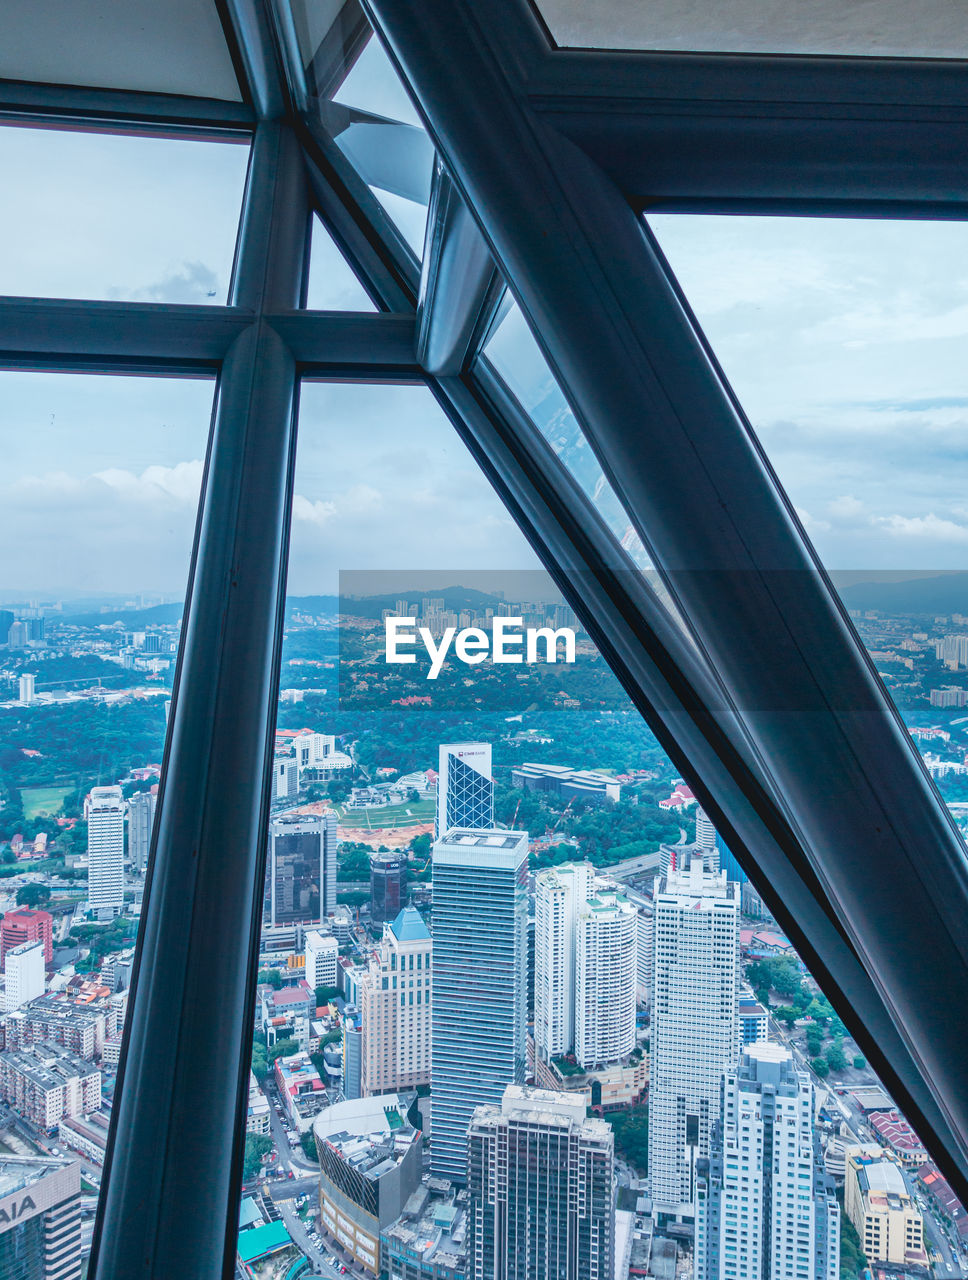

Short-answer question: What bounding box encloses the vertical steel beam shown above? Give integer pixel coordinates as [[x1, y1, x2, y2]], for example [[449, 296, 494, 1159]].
[[368, 0, 968, 1194], [89, 122, 307, 1280]]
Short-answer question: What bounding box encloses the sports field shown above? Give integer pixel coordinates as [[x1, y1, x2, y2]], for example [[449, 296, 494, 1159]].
[[21, 784, 74, 818], [335, 795, 435, 830]]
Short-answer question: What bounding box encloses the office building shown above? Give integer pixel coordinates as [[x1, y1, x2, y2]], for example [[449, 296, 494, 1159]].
[[650, 852, 740, 1218], [0, 909, 53, 967], [738, 996, 769, 1046], [4, 939, 45, 1013], [274, 756, 298, 800], [0, 1156, 82, 1280], [466, 1084, 614, 1280], [370, 854, 408, 925], [694, 1043, 840, 1280], [264, 812, 337, 928], [510, 761, 621, 806], [245, 1072, 270, 1136], [435, 743, 493, 841], [293, 731, 336, 771], [312, 1094, 423, 1277], [694, 805, 716, 853], [304, 930, 339, 990], [844, 1146, 928, 1267], [0, 1045, 101, 1131], [431, 829, 528, 1180], [127, 789, 156, 875], [359, 906, 432, 1096], [342, 1011, 363, 1101], [85, 787, 125, 920], [19, 672, 36, 704]]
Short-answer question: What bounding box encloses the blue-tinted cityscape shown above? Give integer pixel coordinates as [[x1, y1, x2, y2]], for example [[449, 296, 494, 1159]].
[[3, 585, 968, 1279]]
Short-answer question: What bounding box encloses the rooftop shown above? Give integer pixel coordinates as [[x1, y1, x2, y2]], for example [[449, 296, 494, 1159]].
[[236, 1220, 291, 1264], [0, 1154, 79, 1202], [389, 906, 431, 943]]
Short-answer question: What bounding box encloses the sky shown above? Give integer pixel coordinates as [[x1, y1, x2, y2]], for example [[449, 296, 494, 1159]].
[[4, 72, 968, 596]]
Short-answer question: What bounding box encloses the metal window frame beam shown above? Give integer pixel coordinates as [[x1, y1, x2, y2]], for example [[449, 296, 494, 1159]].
[[368, 0, 968, 1202], [0, 77, 255, 133], [0, 297, 417, 374], [88, 120, 309, 1280], [416, 165, 504, 376]]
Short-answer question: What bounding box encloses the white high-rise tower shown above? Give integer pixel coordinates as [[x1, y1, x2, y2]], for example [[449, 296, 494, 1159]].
[[534, 862, 592, 1060], [435, 742, 492, 840], [86, 786, 126, 919], [649, 851, 740, 1219], [694, 1042, 840, 1280]]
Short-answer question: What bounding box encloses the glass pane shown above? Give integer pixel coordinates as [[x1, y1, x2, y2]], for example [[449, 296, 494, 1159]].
[[304, 214, 377, 311], [279, 3, 433, 259], [0, 370, 212, 1272], [0, 124, 249, 303], [533, 0, 968, 58], [649, 213, 968, 740]]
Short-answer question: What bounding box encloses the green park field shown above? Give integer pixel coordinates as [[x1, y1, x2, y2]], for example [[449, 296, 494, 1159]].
[[21, 785, 74, 819], [336, 794, 435, 830]]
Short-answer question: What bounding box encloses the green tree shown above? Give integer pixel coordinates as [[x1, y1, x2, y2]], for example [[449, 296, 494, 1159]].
[[608, 1104, 649, 1175], [268, 1038, 299, 1064], [1, 848, 14, 865], [811, 1056, 830, 1078], [257, 968, 283, 989], [300, 1131, 319, 1162], [243, 1133, 273, 1181], [806, 1027, 824, 1057], [853, 1055, 866, 1070], [16, 883, 51, 907], [315, 985, 340, 1005], [251, 1039, 269, 1082], [825, 1041, 847, 1073]]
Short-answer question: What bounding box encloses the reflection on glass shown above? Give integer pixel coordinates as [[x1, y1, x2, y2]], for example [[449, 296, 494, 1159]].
[[0, 371, 212, 1271], [483, 300, 653, 570], [278, 3, 433, 258], [0, 125, 249, 304], [304, 215, 376, 311]]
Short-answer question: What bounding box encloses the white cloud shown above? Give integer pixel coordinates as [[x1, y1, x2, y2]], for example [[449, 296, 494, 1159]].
[[873, 513, 968, 543]]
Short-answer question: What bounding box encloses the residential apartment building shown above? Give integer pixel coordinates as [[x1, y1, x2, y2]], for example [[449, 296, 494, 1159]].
[[358, 906, 432, 1096], [844, 1146, 927, 1267], [85, 786, 125, 919], [431, 829, 528, 1180], [1, 993, 120, 1061], [467, 1084, 614, 1280], [694, 1043, 840, 1280], [533, 862, 592, 1062], [0, 1046, 101, 1132], [574, 886, 637, 1069], [649, 852, 740, 1218], [246, 1071, 270, 1135]]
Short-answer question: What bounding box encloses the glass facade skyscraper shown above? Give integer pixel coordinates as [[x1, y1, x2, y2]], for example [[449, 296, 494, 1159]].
[[435, 743, 493, 841], [430, 829, 528, 1181]]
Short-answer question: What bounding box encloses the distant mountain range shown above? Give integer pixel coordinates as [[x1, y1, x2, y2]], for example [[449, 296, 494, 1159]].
[[836, 572, 968, 617]]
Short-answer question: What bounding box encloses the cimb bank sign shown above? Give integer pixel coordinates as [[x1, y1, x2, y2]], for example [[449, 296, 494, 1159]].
[[385, 615, 576, 679]]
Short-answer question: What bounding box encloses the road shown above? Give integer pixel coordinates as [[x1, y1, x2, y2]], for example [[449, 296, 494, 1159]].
[[605, 851, 662, 880], [277, 1198, 343, 1278], [772, 1019, 967, 1277]]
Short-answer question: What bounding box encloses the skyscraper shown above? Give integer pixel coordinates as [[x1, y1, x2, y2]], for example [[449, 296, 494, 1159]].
[[127, 790, 156, 876], [431, 829, 528, 1180], [304, 930, 339, 990], [0, 1155, 82, 1280], [467, 1084, 614, 1280], [650, 852, 740, 1219], [264, 811, 337, 927], [533, 863, 637, 1069], [369, 854, 408, 925], [358, 906, 432, 1096], [694, 1042, 840, 1280], [435, 743, 493, 840], [19, 673, 35, 705], [85, 786, 125, 920], [533, 862, 592, 1062], [574, 886, 637, 1069]]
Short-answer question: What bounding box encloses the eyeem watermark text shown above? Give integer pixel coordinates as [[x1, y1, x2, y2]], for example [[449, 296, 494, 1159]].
[[385, 615, 576, 680]]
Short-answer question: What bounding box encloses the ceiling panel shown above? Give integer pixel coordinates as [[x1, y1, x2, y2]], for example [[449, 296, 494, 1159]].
[[536, 0, 968, 59], [0, 0, 242, 100]]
